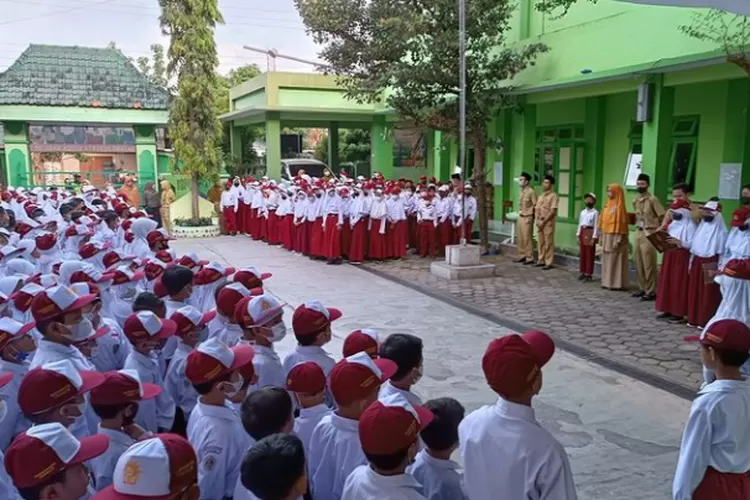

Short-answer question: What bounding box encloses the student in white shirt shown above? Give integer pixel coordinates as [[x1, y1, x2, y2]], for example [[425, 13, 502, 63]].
[[673, 319, 750, 500], [122, 311, 177, 433], [221, 181, 240, 235], [234, 294, 287, 390], [89, 370, 160, 490], [161, 265, 196, 362], [308, 352, 397, 500], [286, 361, 331, 456], [416, 194, 437, 258], [0, 372, 21, 500], [342, 329, 380, 359], [0, 318, 35, 451], [459, 330, 577, 500], [211, 282, 255, 346], [239, 434, 308, 500], [166, 305, 215, 435], [185, 337, 256, 500], [378, 333, 424, 406], [342, 393, 434, 500], [576, 192, 599, 282], [233, 387, 295, 500], [409, 398, 467, 500]]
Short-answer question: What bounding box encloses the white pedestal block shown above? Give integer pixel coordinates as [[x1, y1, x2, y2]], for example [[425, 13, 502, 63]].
[[430, 244, 496, 280]]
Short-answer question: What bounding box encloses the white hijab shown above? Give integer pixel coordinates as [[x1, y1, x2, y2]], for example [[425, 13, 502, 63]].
[[691, 212, 728, 258], [130, 218, 158, 260], [667, 207, 696, 249]]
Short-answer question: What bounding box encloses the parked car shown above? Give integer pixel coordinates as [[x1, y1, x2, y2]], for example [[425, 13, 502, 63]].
[[281, 158, 336, 182]]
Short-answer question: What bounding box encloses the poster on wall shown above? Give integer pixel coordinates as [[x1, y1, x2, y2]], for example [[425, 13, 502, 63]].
[[392, 126, 426, 168], [624, 152, 643, 188], [718, 163, 742, 200]]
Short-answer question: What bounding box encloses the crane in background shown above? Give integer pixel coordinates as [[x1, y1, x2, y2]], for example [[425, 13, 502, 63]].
[[242, 45, 326, 72]]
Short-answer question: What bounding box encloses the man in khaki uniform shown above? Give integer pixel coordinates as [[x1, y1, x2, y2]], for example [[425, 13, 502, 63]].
[[633, 173, 665, 301], [534, 175, 559, 270], [515, 172, 537, 264]]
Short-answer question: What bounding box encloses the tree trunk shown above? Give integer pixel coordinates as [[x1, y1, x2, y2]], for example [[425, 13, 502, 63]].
[[471, 131, 489, 250], [191, 172, 200, 223]]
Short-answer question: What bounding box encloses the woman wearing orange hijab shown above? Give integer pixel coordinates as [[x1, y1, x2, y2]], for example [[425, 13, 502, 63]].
[[599, 183, 630, 290]]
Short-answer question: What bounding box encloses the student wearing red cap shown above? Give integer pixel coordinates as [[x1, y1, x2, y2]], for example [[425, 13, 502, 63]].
[[185, 337, 255, 500], [342, 393, 434, 499], [0, 371, 21, 499], [673, 319, 750, 500], [89, 370, 162, 490], [234, 387, 295, 500], [0, 317, 36, 451], [91, 433, 199, 500], [18, 359, 106, 439], [286, 361, 331, 456], [308, 352, 397, 500], [166, 306, 216, 435], [209, 283, 254, 345], [234, 294, 287, 390], [5, 422, 109, 500], [459, 331, 576, 500], [378, 334, 424, 406], [239, 434, 308, 500], [283, 301, 342, 386], [342, 329, 380, 359], [122, 311, 177, 434]]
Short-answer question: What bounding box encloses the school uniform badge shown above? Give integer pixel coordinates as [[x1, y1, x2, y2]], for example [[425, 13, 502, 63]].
[[203, 455, 216, 471]]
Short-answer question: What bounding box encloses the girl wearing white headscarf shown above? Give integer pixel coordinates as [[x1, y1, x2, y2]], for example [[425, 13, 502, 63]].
[[292, 192, 309, 254], [687, 201, 728, 328], [4, 258, 36, 280], [656, 200, 697, 323], [129, 217, 158, 260], [368, 189, 388, 260]]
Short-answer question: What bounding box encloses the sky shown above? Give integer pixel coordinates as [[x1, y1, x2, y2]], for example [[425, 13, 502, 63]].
[[0, 0, 323, 74]]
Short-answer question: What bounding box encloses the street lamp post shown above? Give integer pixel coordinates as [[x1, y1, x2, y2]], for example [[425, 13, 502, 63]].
[[458, 0, 468, 246]]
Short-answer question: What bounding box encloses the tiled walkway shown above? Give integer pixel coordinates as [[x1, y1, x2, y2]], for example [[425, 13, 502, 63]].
[[363, 253, 703, 394]]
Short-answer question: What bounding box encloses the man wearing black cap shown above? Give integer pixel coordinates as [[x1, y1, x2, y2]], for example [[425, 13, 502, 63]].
[[632, 173, 665, 301]]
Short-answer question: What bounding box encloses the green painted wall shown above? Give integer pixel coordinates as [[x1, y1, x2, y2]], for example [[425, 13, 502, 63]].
[[157, 153, 172, 177], [278, 88, 374, 110], [232, 91, 267, 112], [0, 105, 166, 125]]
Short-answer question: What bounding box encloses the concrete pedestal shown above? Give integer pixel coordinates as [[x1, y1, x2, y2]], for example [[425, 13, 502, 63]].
[[430, 244, 496, 280]]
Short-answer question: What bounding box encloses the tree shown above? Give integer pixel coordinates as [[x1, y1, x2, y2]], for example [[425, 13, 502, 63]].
[[314, 129, 371, 164], [159, 0, 224, 222], [296, 0, 547, 248], [214, 63, 261, 115], [134, 44, 169, 89], [681, 10, 750, 75]]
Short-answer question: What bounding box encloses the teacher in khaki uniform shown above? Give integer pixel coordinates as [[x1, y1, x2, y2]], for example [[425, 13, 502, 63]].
[[534, 175, 559, 270], [515, 172, 537, 264], [633, 173, 665, 301]]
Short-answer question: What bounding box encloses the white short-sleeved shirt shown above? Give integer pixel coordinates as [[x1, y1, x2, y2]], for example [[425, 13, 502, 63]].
[[0, 361, 30, 451], [459, 398, 577, 500], [309, 413, 367, 500], [90, 427, 135, 491], [248, 345, 286, 391], [294, 404, 331, 457], [282, 345, 337, 377], [408, 450, 467, 500], [123, 350, 175, 433], [378, 381, 422, 407], [0, 450, 21, 499], [342, 465, 425, 500], [89, 318, 131, 372], [164, 341, 198, 417], [187, 401, 252, 500]]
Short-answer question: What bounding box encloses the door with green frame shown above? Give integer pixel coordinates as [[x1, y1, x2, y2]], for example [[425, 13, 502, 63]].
[[534, 125, 586, 221]]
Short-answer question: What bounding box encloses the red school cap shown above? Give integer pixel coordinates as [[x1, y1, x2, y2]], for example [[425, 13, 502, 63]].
[[123, 311, 177, 344], [329, 352, 397, 406], [342, 329, 380, 358], [358, 393, 434, 455], [482, 331, 555, 399], [286, 361, 326, 394], [292, 300, 342, 339], [185, 337, 254, 385], [699, 319, 750, 353], [18, 359, 105, 415], [90, 369, 162, 406]]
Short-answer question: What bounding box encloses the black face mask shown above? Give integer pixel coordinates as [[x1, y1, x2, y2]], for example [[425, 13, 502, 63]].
[[742, 196, 750, 205], [363, 192, 370, 197], [353, 193, 360, 198], [702, 215, 715, 223], [315, 194, 322, 198], [233, 183, 239, 187], [739, 224, 749, 232], [122, 403, 139, 426], [636, 187, 647, 194], [672, 212, 684, 221], [585, 202, 594, 209]]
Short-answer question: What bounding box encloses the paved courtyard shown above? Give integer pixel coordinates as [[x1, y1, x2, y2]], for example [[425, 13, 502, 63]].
[[174, 236, 690, 500], [363, 253, 704, 394]]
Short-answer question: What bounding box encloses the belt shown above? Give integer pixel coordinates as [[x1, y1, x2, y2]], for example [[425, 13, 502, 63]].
[[519, 214, 533, 218], [581, 225, 594, 229]]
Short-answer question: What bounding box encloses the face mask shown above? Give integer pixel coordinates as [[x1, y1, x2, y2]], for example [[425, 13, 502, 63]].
[[585, 202, 594, 209], [69, 318, 94, 343], [7, 345, 30, 363], [412, 366, 423, 385], [0, 398, 7, 424], [61, 402, 85, 420], [120, 285, 137, 301], [270, 323, 288, 342], [224, 375, 244, 397], [636, 187, 647, 194], [234, 183, 239, 187], [198, 327, 209, 343], [741, 196, 750, 205], [671, 212, 684, 221], [151, 347, 163, 358], [316, 194, 322, 198], [391, 195, 398, 200], [739, 224, 749, 232], [702, 215, 715, 223], [88, 346, 99, 359]]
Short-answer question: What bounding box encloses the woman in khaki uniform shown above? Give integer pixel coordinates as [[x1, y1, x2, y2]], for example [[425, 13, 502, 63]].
[[599, 184, 630, 290], [160, 179, 176, 235]]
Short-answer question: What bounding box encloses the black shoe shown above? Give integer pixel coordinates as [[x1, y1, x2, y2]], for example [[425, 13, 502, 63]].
[[578, 274, 586, 281], [523, 260, 534, 266], [656, 313, 672, 320], [669, 316, 686, 324], [585, 276, 593, 282], [640, 293, 656, 302], [514, 258, 527, 264], [542, 265, 553, 271], [632, 291, 645, 298], [535, 262, 546, 268]]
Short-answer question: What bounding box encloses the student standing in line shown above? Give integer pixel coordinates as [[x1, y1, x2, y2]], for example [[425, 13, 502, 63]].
[[515, 172, 537, 265], [687, 201, 727, 329], [576, 193, 599, 282], [221, 181, 239, 236], [534, 175, 559, 270], [239, 434, 309, 500], [286, 361, 331, 456]]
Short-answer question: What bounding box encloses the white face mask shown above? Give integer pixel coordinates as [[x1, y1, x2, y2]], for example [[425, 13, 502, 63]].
[[69, 318, 94, 343], [270, 323, 288, 342], [225, 375, 244, 397], [0, 398, 7, 424]]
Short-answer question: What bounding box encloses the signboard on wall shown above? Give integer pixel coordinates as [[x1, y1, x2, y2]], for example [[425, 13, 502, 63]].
[[393, 126, 426, 168], [624, 152, 643, 188]]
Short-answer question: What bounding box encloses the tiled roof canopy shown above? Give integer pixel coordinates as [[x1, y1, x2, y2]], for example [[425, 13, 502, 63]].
[[0, 44, 170, 110]]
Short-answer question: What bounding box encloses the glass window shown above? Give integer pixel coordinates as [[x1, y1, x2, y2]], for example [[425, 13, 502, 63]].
[[534, 126, 584, 219], [558, 171, 570, 195], [671, 141, 696, 190], [558, 128, 572, 140], [544, 148, 555, 178], [559, 147, 570, 170]]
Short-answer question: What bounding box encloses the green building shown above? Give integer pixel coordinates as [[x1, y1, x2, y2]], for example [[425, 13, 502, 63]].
[[0, 44, 171, 190]]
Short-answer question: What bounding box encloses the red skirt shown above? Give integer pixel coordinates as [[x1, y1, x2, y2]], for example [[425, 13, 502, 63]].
[[369, 219, 387, 260], [408, 215, 418, 249], [656, 247, 691, 317], [687, 255, 721, 328], [246, 207, 258, 236], [324, 215, 342, 259], [418, 221, 436, 257], [222, 207, 237, 233], [341, 218, 352, 257], [258, 214, 268, 240], [236, 202, 246, 233], [282, 216, 294, 250], [294, 220, 309, 254], [349, 219, 368, 263], [310, 219, 324, 257], [267, 211, 278, 244], [693, 467, 750, 500], [438, 220, 453, 250], [579, 234, 595, 276], [387, 220, 407, 258]]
